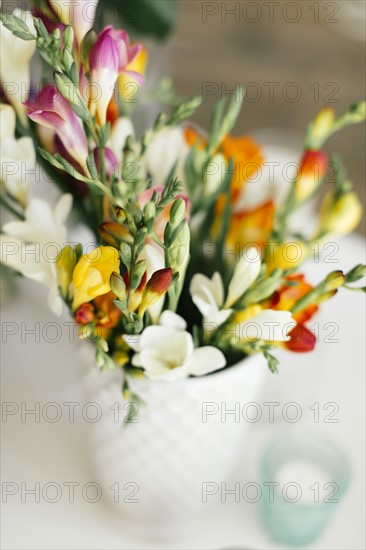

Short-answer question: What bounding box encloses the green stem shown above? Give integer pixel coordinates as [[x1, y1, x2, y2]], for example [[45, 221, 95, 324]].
[[0, 195, 25, 220]]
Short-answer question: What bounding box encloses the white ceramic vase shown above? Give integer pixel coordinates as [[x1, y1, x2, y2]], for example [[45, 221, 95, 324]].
[[79, 345, 267, 539]]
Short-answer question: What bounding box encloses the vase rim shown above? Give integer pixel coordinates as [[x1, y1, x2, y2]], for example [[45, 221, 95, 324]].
[[136, 352, 264, 387]]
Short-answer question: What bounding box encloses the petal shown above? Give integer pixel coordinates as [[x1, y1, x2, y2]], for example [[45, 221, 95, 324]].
[[241, 309, 296, 342], [211, 272, 225, 306], [0, 104, 16, 139], [155, 364, 191, 381], [54, 194, 73, 225], [122, 69, 144, 85], [191, 293, 218, 319], [187, 347, 227, 377], [285, 324, 316, 352], [123, 334, 141, 352], [139, 326, 194, 366], [225, 246, 262, 308], [108, 117, 135, 160], [159, 311, 187, 331], [48, 284, 63, 316], [203, 308, 233, 328]]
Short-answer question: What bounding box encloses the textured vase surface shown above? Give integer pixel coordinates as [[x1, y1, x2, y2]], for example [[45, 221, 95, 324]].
[[79, 345, 267, 537]]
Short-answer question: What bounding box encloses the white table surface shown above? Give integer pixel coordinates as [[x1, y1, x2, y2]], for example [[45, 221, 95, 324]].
[[1, 233, 365, 550]]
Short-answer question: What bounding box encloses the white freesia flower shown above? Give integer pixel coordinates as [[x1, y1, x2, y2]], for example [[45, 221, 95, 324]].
[[0, 194, 72, 315], [144, 127, 189, 185], [238, 309, 296, 342], [0, 9, 36, 125], [190, 272, 232, 327], [190, 247, 262, 326], [0, 104, 35, 206], [224, 248, 262, 308], [124, 311, 226, 380]]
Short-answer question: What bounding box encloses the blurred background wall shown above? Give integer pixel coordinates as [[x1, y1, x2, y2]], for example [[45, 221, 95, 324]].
[[166, 0, 365, 234], [3, 0, 365, 233]]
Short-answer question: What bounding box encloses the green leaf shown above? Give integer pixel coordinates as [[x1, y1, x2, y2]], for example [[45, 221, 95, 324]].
[[96, 0, 180, 40], [216, 158, 233, 254], [263, 350, 280, 374]]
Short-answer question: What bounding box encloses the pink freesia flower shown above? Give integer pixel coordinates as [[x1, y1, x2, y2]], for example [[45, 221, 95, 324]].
[[25, 84, 88, 168], [89, 25, 143, 126]]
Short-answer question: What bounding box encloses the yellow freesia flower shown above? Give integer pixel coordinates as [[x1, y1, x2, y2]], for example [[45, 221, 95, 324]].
[[118, 46, 148, 102], [232, 305, 263, 325], [57, 246, 78, 298], [266, 241, 308, 274], [72, 246, 120, 310], [318, 191, 362, 236]]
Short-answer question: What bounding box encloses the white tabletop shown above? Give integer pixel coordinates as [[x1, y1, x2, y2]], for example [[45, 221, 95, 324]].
[[1, 233, 365, 550]]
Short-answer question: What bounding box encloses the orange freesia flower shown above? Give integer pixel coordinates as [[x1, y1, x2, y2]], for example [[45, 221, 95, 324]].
[[184, 126, 207, 150], [106, 98, 120, 126], [184, 127, 263, 202], [269, 274, 318, 324], [74, 291, 122, 341], [268, 274, 318, 353], [93, 291, 122, 330], [225, 200, 275, 251], [221, 134, 263, 202]]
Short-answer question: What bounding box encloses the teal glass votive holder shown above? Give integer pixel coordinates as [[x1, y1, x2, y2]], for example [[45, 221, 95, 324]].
[[260, 432, 350, 547]]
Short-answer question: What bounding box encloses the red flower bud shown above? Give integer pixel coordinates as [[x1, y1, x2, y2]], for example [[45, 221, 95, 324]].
[[285, 324, 316, 353], [75, 303, 95, 325]]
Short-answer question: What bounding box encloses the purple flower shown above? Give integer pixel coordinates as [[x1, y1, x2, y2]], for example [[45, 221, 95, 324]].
[[89, 25, 144, 126], [25, 84, 88, 168]]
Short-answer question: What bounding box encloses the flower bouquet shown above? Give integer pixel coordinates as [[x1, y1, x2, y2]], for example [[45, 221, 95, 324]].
[[1, 3, 365, 533]]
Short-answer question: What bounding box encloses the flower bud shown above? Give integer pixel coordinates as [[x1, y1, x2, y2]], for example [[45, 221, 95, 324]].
[[62, 26, 74, 51], [318, 191, 362, 236], [345, 264, 366, 283], [347, 101, 366, 124], [81, 29, 97, 71], [138, 268, 172, 318], [130, 260, 146, 293], [110, 271, 127, 301], [74, 303, 95, 325], [135, 227, 148, 246], [99, 222, 132, 247], [62, 47, 74, 73], [324, 271, 345, 291], [306, 107, 335, 149], [294, 150, 328, 201], [122, 313, 144, 335], [114, 206, 127, 223], [170, 198, 186, 228], [143, 201, 156, 221], [56, 246, 78, 297], [167, 223, 190, 275]]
